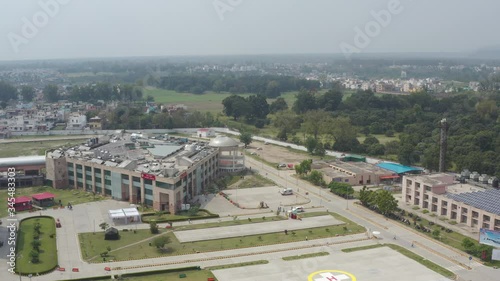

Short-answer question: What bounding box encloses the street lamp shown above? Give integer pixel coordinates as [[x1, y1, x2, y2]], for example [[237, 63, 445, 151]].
[[28, 274, 32, 281]]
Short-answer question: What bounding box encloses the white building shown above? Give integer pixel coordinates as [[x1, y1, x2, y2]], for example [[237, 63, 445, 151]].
[[197, 128, 215, 138], [66, 113, 87, 130]]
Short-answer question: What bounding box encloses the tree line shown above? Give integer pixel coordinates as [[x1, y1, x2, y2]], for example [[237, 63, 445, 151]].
[[158, 74, 319, 98]]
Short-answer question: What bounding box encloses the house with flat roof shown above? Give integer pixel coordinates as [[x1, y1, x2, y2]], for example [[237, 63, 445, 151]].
[[315, 160, 394, 186], [403, 173, 500, 231]]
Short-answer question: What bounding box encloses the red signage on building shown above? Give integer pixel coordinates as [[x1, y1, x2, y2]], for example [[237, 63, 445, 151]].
[[141, 172, 156, 181], [180, 172, 187, 179]]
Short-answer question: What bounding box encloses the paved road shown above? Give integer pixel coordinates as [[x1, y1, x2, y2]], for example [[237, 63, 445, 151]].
[[0, 156, 497, 280], [244, 156, 499, 281]]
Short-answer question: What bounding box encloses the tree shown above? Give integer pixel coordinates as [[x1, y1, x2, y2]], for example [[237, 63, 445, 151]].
[[150, 221, 159, 234], [359, 186, 374, 207], [317, 89, 343, 112], [265, 80, 281, 98], [222, 95, 250, 120], [269, 97, 288, 113], [31, 239, 41, 251], [328, 182, 354, 198], [462, 238, 475, 253], [295, 159, 312, 175], [239, 131, 252, 148], [302, 110, 331, 140], [293, 89, 317, 113], [153, 235, 171, 250], [374, 190, 398, 215], [0, 81, 17, 102], [307, 170, 325, 186], [273, 110, 302, 139], [21, 85, 35, 101], [99, 222, 109, 231], [432, 229, 441, 239], [30, 250, 40, 263], [313, 142, 326, 157], [305, 136, 318, 154], [247, 94, 269, 122], [188, 206, 200, 216], [43, 84, 60, 102]]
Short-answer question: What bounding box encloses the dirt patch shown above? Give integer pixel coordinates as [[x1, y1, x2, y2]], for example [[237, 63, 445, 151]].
[[245, 142, 313, 167]]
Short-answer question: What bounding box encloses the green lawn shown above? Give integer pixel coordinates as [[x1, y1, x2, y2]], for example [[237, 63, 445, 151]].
[[206, 260, 269, 270], [357, 133, 400, 145], [82, 212, 363, 262], [229, 172, 276, 189], [0, 139, 84, 158], [124, 269, 215, 281], [144, 88, 252, 113], [61, 268, 215, 281], [79, 229, 169, 261], [0, 186, 105, 218], [173, 216, 287, 231], [282, 252, 329, 261], [16, 217, 58, 274]]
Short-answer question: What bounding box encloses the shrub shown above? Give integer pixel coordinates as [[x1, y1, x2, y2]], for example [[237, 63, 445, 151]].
[[150, 221, 159, 234]]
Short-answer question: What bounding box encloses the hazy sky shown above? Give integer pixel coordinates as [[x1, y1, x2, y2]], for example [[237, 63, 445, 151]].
[[1, 0, 499, 61]]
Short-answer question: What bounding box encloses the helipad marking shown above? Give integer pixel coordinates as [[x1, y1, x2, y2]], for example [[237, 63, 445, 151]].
[[308, 270, 356, 281]]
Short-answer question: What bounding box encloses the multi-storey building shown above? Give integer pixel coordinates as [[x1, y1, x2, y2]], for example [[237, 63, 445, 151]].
[[403, 173, 500, 231], [46, 134, 243, 213]]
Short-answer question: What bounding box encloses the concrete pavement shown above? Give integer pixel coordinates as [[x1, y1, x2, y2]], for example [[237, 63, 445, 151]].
[[174, 215, 342, 242], [244, 157, 499, 281]]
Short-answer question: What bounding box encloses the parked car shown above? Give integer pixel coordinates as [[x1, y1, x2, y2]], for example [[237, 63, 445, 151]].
[[292, 206, 305, 212], [280, 188, 293, 195]]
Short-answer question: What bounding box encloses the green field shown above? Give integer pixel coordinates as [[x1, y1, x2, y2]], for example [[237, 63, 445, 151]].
[[124, 269, 215, 281], [144, 87, 304, 113], [16, 217, 58, 274], [143, 88, 249, 113], [0, 186, 105, 218], [0, 139, 84, 158]]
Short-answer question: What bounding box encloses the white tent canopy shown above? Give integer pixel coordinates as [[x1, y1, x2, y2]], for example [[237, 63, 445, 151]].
[[108, 207, 141, 224]]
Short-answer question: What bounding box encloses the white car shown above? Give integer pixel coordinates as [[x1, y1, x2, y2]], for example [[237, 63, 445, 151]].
[[292, 206, 305, 212]]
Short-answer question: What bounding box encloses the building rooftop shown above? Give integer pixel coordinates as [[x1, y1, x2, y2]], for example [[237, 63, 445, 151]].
[[447, 188, 500, 215], [0, 156, 46, 168], [47, 133, 218, 179], [377, 162, 423, 174], [208, 135, 239, 147]]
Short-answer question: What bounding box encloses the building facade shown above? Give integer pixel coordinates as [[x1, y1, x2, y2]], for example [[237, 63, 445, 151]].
[[403, 174, 500, 231], [45, 134, 240, 213]]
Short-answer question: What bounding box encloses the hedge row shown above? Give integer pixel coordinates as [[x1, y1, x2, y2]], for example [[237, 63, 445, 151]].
[[59, 266, 202, 281], [141, 209, 219, 223]]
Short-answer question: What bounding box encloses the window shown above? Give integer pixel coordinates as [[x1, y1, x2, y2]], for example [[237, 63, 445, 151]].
[[424, 185, 431, 192], [144, 179, 153, 185], [145, 188, 153, 195]]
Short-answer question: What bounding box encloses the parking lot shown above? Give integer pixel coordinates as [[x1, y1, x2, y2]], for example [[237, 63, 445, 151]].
[[223, 186, 311, 210], [213, 246, 449, 281]]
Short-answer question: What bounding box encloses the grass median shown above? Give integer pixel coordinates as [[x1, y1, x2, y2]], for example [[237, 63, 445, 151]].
[[16, 217, 58, 274]]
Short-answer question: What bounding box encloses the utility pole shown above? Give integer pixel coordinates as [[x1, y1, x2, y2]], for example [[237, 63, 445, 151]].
[[439, 118, 449, 172]]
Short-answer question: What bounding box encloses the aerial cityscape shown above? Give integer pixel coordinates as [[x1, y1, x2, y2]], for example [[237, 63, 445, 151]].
[[1, 1, 500, 281]]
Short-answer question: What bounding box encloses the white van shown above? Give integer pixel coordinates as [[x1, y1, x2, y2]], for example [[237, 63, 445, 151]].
[[280, 188, 293, 195]]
